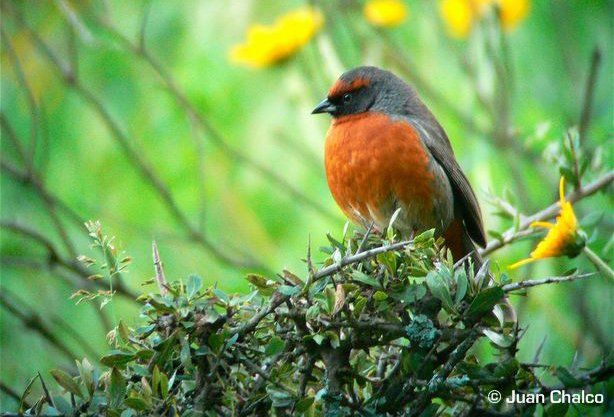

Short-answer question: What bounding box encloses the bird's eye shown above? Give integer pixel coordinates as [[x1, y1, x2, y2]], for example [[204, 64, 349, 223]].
[[343, 93, 352, 103]]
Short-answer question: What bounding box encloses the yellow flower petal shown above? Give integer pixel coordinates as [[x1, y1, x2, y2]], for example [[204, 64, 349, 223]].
[[509, 176, 584, 270], [230, 7, 324, 69], [509, 257, 536, 270], [498, 0, 530, 30], [364, 0, 408, 28], [531, 221, 555, 229], [440, 0, 474, 38]]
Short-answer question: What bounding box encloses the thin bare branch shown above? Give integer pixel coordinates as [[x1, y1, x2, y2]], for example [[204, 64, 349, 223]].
[[502, 272, 597, 293], [152, 240, 169, 296], [579, 47, 601, 140]]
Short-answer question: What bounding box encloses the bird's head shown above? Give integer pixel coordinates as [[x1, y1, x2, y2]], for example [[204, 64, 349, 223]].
[[311, 66, 418, 118]]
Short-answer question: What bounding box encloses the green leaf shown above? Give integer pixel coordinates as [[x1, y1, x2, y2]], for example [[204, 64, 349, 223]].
[[101, 350, 136, 367], [50, 369, 82, 398], [277, 285, 300, 296], [213, 288, 229, 304], [159, 372, 169, 398], [373, 290, 388, 301], [117, 320, 130, 343], [312, 334, 325, 345], [76, 358, 94, 398], [295, 396, 315, 412], [208, 333, 225, 354], [152, 365, 160, 396], [265, 336, 286, 356], [454, 270, 468, 304], [353, 296, 367, 317], [466, 287, 504, 320], [545, 403, 569, 417], [266, 385, 294, 408], [124, 396, 149, 411], [414, 229, 435, 244], [324, 286, 336, 313], [109, 368, 126, 409], [426, 271, 455, 312], [555, 367, 584, 388], [482, 329, 515, 348], [186, 274, 203, 300], [351, 270, 382, 288], [245, 273, 274, 296], [391, 284, 426, 303], [19, 376, 37, 413]]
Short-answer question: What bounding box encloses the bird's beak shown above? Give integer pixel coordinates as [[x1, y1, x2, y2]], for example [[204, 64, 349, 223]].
[[311, 98, 337, 115]]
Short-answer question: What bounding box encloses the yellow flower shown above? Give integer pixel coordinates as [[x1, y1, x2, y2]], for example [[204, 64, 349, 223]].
[[230, 7, 324, 69], [509, 177, 586, 270], [439, 0, 529, 38], [364, 0, 409, 28]]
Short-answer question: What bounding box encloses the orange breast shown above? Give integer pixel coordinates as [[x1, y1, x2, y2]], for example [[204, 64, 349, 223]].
[[324, 112, 436, 231]]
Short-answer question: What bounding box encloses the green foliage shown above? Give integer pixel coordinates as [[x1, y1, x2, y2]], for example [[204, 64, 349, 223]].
[[16, 226, 612, 416]]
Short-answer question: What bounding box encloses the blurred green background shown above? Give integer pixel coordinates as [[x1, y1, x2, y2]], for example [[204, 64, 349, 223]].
[[1, 0, 612, 411]]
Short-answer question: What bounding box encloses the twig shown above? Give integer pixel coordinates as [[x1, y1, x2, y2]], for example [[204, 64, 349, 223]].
[[95, 18, 339, 222], [152, 240, 169, 296], [578, 47, 601, 140], [502, 272, 596, 293], [0, 24, 39, 164], [582, 246, 614, 281], [7, 8, 261, 270], [313, 240, 411, 280], [0, 292, 79, 363]]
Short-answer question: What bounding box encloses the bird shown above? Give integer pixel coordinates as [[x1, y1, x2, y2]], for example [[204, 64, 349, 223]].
[[312, 66, 487, 262]]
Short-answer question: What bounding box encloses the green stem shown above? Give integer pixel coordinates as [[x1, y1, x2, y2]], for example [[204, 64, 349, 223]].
[[583, 246, 614, 282]]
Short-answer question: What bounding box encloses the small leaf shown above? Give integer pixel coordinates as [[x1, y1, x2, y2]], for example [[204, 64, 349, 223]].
[[482, 329, 515, 348], [265, 336, 286, 356], [213, 288, 229, 304], [101, 350, 135, 367], [466, 287, 504, 320], [351, 270, 382, 288], [124, 396, 149, 411], [332, 284, 345, 316], [277, 285, 300, 296], [118, 320, 130, 343], [50, 369, 82, 398], [282, 269, 304, 285], [373, 290, 388, 301], [76, 358, 94, 398], [208, 333, 225, 354], [426, 271, 455, 312], [555, 367, 584, 388], [186, 274, 203, 300], [455, 270, 468, 304], [414, 229, 435, 244], [295, 396, 315, 412], [109, 368, 126, 408], [353, 296, 367, 317], [324, 286, 336, 314]]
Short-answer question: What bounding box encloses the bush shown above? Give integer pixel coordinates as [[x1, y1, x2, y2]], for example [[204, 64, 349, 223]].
[[14, 223, 612, 416]]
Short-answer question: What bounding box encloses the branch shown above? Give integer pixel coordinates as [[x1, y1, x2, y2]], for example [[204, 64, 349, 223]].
[[502, 272, 597, 293], [94, 17, 339, 223], [5, 6, 261, 271], [0, 291, 79, 363], [152, 241, 169, 296], [579, 47, 601, 140], [481, 170, 614, 256]]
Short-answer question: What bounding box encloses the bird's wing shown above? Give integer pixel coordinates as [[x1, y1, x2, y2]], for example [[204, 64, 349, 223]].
[[409, 118, 487, 248]]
